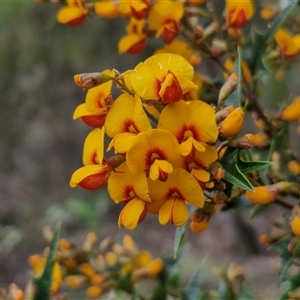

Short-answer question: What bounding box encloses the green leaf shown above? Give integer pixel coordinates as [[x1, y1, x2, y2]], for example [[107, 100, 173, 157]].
[[173, 205, 196, 258], [237, 281, 256, 300], [33, 224, 61, 300], [237, 152, 273, 174], [278, 273, 300, 300], [250, 203, 269, 219], [225, 47, 242, 108], [270, 235, 300, 283], [182, 258, 206, 300], [221, 148, 254, 192], [247, 1, 299, 73]]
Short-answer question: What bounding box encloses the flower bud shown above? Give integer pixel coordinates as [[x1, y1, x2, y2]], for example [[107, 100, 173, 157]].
[[280, 96, 300, 122], [245, 186, 276, 205], [74, 72, 114, 89], [202, 22, 219, 39], [190, 220, 209, 233], [227, 134, 254, 149], [83, 232, 98, 252], [86, 286, 103, 299], [291, 216, 300, 237], [218, 73, 238, 103], [218, 107, 244, 137], [288, 160, 300, 175], [65, 275, 86, 289], [146, 258, 164, 277], [80, 263, 96, 278], [213, 190, 228, 204], [252, 133, 269, 148], [211, 38, 228, 57], [215, 105, 234, 123], [209, 162, 224, 181]]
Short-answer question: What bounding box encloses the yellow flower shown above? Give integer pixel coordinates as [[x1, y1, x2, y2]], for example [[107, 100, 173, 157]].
[[155, 39, 201, 67], [73, 70, 114, 128], [94, 0, 120, 19], [56, 0, 88, 26], [148, 0, 184, 44], [274, 28, 300, 58], [105, 93, 151, 155], [225, 0, 254, 28], [108, 162, 151, 230], [126, 129, 181, 181], [118, 18, 147, 54], [148, 168, 204, 226], [158, 100, 218, 156], [280, 96, 300, 122], [128, 53, 198, 103], [118, 0, 150, 19], [70, 128, 112, 190]]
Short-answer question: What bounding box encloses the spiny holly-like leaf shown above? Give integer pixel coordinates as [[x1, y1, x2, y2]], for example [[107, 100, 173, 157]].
[[225, 47, 242, 108], [247, 1, 299, 73], [271, 235, 300, 283], [221, 148, 254, 192], [33, 224, 61, 300], [237, 152, 273, 174], [182, 258, 206, 300]]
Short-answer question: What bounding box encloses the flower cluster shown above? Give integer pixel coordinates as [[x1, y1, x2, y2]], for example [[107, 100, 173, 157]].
[[70, 52, 225, 230], [25, 230, 164, 299]]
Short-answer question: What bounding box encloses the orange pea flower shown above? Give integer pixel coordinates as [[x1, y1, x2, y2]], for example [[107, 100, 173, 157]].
[[118, 18, 147, 54], [73, 70, 114, 128], [128, 53, 198, 103], [158, 100, 218, 155], [148, 168, 204, 226], [94, 1, 120, 19], [56, 0, 89, 26], [148, 0, 184, 44], [225, 0, 254, 28], [126, 129, 181, 181], [274, 28, 300, 58], [105, 93, 151, 155], [70, 128, 112, 190], [118, 0, 150, 19], [107, 162, 151, 230], [155, 39, 201, 67]]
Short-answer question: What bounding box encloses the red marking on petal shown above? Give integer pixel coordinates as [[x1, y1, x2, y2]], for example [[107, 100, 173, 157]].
[[175, 123, 201, 143], [123, 184, 135, 199], [144, 147, 167, 168], [161, 70, 182, 103], [121, 119, 140, 133], [130, 6, 148, 20], [164, 187, 185, 201]]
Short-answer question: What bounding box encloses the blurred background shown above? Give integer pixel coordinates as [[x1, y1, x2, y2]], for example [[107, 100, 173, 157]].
[[1, 1, 299, 298]]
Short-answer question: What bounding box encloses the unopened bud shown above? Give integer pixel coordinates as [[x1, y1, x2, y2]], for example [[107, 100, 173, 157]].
[[288, 160, 300, 175], [218, 73, 238, 103], [211, 38, 228, 57], [227, 134, 254, 149], [252, 133, 269, 148], [213, 190, 228, 204], [190, 220, 209, 233], [287, 237, 299, 253], [291, 216, 300, 237], [280, 96, 300, 122], [83, 232, 98, 252], [146, 258, 164, 277], [218, 107, 244, 137], [65, 275, 86, 289], [98, 237, 113, 253], [259, 234, 271, 245], [74, 72, 114, 89], [202, 22, 219, 39], [245, 186, 276, 205], [210, 162, 224, 181], [215, 105, 234, 123], [86, 285, 103, 299], [227, 263, 245, 282]]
